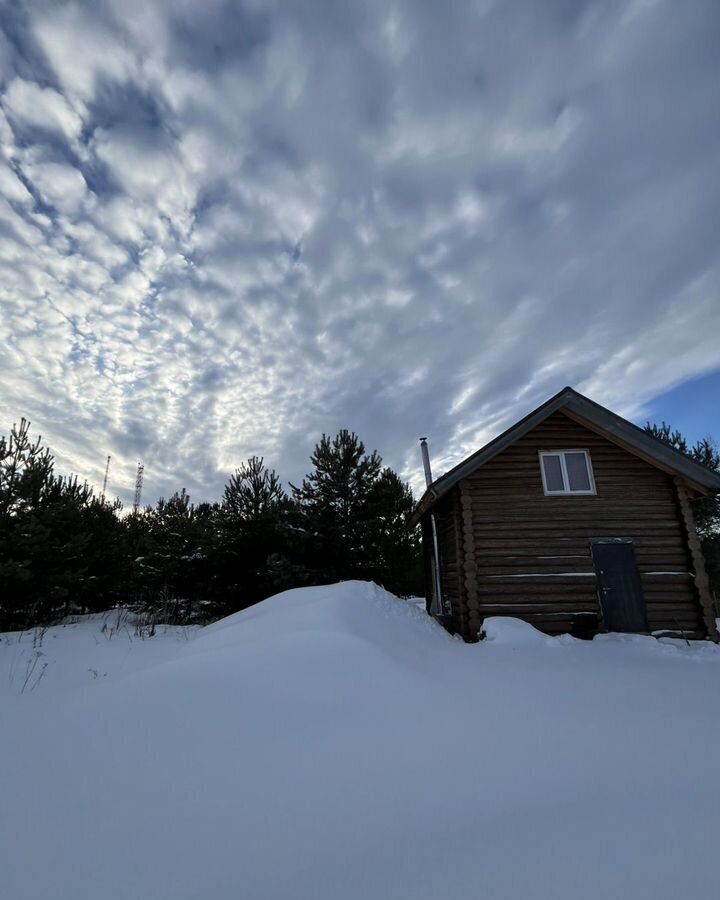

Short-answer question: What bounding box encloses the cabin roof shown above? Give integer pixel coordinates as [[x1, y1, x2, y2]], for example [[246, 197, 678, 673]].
[[411, 386, 720, 526]]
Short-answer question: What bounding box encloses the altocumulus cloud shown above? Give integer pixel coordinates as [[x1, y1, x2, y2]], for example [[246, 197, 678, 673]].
[[0, 0, 719, 505]]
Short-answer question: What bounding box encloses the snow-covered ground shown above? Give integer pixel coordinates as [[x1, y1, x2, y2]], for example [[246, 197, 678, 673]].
[[2, 582, 719, 900]]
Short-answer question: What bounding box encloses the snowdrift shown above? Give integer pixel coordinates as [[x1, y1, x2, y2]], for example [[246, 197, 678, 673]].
[[2, 581, 720, 900]]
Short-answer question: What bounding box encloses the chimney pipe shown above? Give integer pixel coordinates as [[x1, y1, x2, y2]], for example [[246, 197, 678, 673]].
[[419, 437, 433, 488], [418, 437, 445, 619]]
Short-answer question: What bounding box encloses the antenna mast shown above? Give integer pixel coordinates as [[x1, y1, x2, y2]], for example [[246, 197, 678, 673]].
[[133, 463, 144, 513], [101, 455, 111, 499]]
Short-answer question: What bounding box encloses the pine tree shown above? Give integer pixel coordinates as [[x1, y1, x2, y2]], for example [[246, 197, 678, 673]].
[[290, 430, 422, 591], [0, 418, 54, 516], [291, 430, 382, 581], [215, 457, 291, 613], [222, 457, 285, 530], [363, 467, 423, 595], [643, 422, 689, 456], [644, 420, 720, 601], [0, 419, 125, 628], [138, 490, 220, 611], [644, 421, 720, 535]]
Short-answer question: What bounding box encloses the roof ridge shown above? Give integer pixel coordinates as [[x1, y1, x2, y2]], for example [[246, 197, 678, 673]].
[[410, 387, 720, 526]]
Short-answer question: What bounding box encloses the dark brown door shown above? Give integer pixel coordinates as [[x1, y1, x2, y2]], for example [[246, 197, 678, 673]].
[[591, 541, 648, 633]]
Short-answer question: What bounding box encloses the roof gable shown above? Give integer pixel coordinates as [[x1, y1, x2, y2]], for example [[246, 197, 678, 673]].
[[411, 387, 720, 524]]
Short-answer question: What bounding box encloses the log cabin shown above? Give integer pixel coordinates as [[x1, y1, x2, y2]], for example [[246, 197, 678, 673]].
[[410, 387, 720, 642]]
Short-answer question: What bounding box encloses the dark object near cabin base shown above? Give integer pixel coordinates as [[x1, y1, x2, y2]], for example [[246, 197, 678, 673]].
[[570, 612, 599, 640]]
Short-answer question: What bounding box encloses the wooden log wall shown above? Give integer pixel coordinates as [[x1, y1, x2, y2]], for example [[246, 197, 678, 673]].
[[675, 479, 719, 639], [460, 483, 481, 637], [454, 410, 708, 639]]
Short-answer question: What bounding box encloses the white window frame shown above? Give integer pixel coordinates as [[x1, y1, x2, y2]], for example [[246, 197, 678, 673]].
[[539, 450, 596, 496]]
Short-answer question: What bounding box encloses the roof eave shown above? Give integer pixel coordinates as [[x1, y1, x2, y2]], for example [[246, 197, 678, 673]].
[[408, 488, 438, 529]]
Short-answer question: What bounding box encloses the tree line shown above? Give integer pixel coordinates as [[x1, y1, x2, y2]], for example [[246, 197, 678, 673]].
[[0, 421, 422, 631], [2, 415, 718, 633]]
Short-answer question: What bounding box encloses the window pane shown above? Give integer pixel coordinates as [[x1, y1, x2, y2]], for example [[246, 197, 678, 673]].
[[542, 455, 564, 492], [565, 452, 591, 491]]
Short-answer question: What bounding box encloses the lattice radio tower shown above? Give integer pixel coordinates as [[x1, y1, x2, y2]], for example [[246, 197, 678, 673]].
[[101, 455, 111, 500], [133, 463, 144, 513]]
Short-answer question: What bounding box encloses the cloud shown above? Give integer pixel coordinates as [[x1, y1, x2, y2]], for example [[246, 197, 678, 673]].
[[2, 77, 84, 140], [0, 159, 32, 203], [0, 0, 719, 507], [31, 4, 137, 101], [18, 155, 88, 212]]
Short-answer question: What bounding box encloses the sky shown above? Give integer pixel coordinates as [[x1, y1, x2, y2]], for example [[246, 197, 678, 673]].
[[0, 0, 719, 506], [648, 371, 720, 447]]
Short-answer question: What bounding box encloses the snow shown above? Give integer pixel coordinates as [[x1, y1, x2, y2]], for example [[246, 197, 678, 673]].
[[643, 570, 691, 575], [480, 615, 557, 645], [486, 571, 597, 577], [2, 581, 720, 900], [0, 611, 199, 697]]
